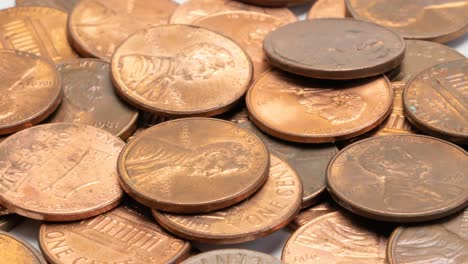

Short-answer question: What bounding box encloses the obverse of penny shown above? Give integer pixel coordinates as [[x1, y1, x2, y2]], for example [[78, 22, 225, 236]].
[[153, 154, 303, 244], [170, 0, 297, 25], [404, 59, 468, 144], [307, 0, 346, 19], [263, 19, 405, 79], [69, 0, 177, 61], [39, 205, 191, 264], [16, 0, 78, 12], [346, 0, 468, 43], [111, 25, 253, 117], [289, 202, 336, 229], [0, 214, 23, 231], [0, 50, 62, 136], [50, 59, 138, 139], [0, 7, 78, 62], [246, 69, 393, 143], [118, 118, 269, 213], [182, 249, 282, 264], [0, 123, 124, 221], [0, 231, 46, 263], [327, 135, 468, 222], [387, 208, 468, 264], [282, 212, 388, 263], [236, 0, 311, 7]]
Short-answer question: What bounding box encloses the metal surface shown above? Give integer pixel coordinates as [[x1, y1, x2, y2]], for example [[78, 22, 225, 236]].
[[307, 0, 346, 19], [182, 249, 282, 263], [15, 0, 78, 12]]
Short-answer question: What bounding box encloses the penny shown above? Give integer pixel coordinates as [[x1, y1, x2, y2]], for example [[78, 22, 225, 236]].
[[153, 154, 303, 244], [49, 59, 138, 140], [0, 231, 47, 263], [387, 208, 468, 264], [170, 0, 297, 25], [0, 214, 23, 231], [289, 202, 336, 229], [246, 69, 393, 143], [182, 249, 282, 264], [327, 135, 468, 222], [118, 118, 269, 213], [308, 0, 346, 19], [0, 50, 62, 136], [236, 0, 311, 7], [68, 0, 177, 61], [0, 7, 78, 62], [282, 212, 388, 263], [346, 0, 468, 43], [263, 19, 406, 79], [403, 59, 468, 144], [194, 11, 284, 80], [15, 0, 78, 12], [0, 123, 124, 221], [111, 25, 253, 117]]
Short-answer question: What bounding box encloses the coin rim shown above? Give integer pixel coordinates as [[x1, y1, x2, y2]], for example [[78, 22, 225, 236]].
[[181, 248, 282, 263], [385, 226, 405, 264], [0, 230, 47, 264], [235, 0, 311, 7]]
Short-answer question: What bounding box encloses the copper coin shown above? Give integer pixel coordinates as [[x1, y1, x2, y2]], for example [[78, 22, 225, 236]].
[[0, 50, 62, 136], [68, 0, 177, 61], [169, 0, 297, 25], [308, 0, 346, 19], [282, 212, 388, 263], [152, 154, 303, 244], [111, 25, 253, 117], [403, 59, 468, 144], [387, 208, 468, 264], [194, 11, 284, 80], [0, 7, 78, 62], [263, 19, 406, 79], [0, 123, 124, 221], [346, 0, 468, 43], [0, 231, 47, 263], [327, 135, 468, 222], [0, 214, 23, 231], [289, 201, 336, 229], [15, 0, 78, 12], [246, 69, 393, 143], [236, 0, 310, 7], [118, 118, 269, 213], [39, 204, 191, 264], [182, 249, 282, 264], [49, 59, 138, 140]]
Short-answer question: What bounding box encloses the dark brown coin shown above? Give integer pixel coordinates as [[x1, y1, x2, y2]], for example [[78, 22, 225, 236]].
[[237, 0, 311, 7], [49, 59, 138, 140], [263, 19, 406, 79], [182, 249, 282, 264], [0, 206, 9, 217], [308, 0, 346, 19], [289, 202, 336, 229], [0, 231, 47, 263], [404, 59, 468, 144], [152, 154, 303, 244], [327, 135, 468, 222], [0, 214, 23, 231], [15, 0, 78, 12], [346, 0, 468, 43], [0, 49, 62, 136], [387, 208, 468, 264]]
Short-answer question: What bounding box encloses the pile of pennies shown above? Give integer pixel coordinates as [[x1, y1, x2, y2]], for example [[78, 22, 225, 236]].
[[0, 0, 467, 263]]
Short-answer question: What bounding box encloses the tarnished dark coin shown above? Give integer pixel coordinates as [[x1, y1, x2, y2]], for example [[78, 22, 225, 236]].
[[289, 202, 336, 229], [152, 154, 303, 244], [49, 59, 138, 140], [237, 0, 311, 7], [0, 214, 23, 231], [0, 231, 47, 263], [404, 59, 468, 144], [15, 0, 78, 12], [327, 135, 468, 222], [346, 0, 468, 43], [182, 249, 282, 264], [263, 19, 405, 79], [308, 0, 346, 19]]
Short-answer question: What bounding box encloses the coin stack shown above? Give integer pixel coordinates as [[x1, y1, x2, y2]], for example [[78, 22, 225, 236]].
[[0, 0, 466, 263]]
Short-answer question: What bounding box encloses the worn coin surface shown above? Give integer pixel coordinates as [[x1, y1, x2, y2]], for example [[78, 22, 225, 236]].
[[263, 19, 406, 79], [0, 7, 78, 62], [0, 214, 22, 231], [0, 123, 124, 221], [118, 118, 269, 213], [404, 59, 468, 144], [0, 50, 62, 136], [346, 0, 468, 43], [15, 0, 78, 12], [246, 69, 393, 143], [387, 208, 468, 264], [153, 154, 303, 244], [182, 249, 282, 264], [0, 231, 47, 263], [327, 135, 468, 222], [289, 202, 337, 229], [237, 0, 310, 7], [68, 0, 177, 61], [50, 59, 138, 139], [308, 0, 346, 19], [111, 25, 252, 117]]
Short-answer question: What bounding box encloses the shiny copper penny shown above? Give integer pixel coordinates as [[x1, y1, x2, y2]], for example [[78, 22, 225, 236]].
[[346, 0, 468, 43], [387, 208, 468, 264], [282, 212, 388, 263], [182, 249, 282, 264], [0, 123, 124, 221], [327, 135, 468, 222], [194, 11, 284, 80], [0, 214, 23, 231], [16, 0, 78, 12], [118, 118, 269, 213], [153, 154, 303, 244], [69, 0, 177, 61], [263, 19, 406, 79], [0, 50, 62, 136], [49, 59, 138, 140], [0, 7, 78, 62], [308, 0, 346, 19], [246, 69, 393, 143], [237, 0, 310, 7], [289, 201, 336, 229], [39, 204, 191, 264], [111, 25, 252, 117], [403, 59, 468, 144], [170, 0, 297, 25], [0, 231, 46, 263]]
